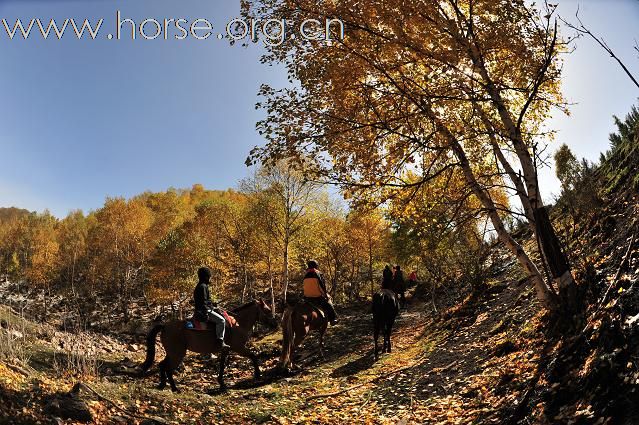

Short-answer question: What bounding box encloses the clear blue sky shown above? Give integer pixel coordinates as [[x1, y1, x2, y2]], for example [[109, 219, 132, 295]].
[[0, 0, 287, 216], [541, 0, 639, 200], [0, 0, 637, 217]]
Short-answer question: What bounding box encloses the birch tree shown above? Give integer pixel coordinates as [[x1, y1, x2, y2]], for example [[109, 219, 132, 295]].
[[244, 0, 576, 313]]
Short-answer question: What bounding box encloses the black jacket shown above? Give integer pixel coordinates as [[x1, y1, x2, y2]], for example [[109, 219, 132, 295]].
[[393, 270, 406, 292], [194, 281, 214, 319], [382, 267, 393, 289]]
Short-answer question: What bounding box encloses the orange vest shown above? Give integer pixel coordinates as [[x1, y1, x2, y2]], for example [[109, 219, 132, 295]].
[[303, 273, 325, 298]]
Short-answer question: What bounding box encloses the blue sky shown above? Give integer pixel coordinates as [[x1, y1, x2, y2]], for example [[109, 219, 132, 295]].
[[540, 0, 639, 198], [0, 0, 287, 216], [0, 0, 637, 217]]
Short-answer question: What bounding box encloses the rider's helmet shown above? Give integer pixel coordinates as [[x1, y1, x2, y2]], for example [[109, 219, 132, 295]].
[[307, 260, 319, 270]]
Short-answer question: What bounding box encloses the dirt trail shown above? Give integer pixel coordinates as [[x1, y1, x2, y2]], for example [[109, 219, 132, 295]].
[[1, 278, 544, 424]]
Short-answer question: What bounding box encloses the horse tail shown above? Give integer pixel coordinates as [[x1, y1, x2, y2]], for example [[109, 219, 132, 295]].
[[139, 324, 164, 373], [279, 307, 295, 369]]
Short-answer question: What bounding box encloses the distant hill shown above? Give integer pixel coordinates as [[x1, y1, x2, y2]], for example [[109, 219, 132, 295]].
[[0, 207, 31, 224]]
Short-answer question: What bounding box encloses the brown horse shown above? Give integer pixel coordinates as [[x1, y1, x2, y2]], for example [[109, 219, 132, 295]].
[[139, 299, 277, 392], [279, 301, 329, 370]]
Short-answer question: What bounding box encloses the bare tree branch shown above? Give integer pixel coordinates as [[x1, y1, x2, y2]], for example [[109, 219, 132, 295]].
[[560, 8, 639, 90]]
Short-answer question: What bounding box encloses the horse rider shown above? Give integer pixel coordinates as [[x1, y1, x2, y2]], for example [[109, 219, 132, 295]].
[[382, 264, 394, 290], [393, 265, 407, 308], [302, 260, 338, 325], [408, 270, 417, 286], [193, 267, 230, 350]]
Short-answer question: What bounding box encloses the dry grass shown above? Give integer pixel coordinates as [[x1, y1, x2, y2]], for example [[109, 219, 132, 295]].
[[0, 306, 32, 366]]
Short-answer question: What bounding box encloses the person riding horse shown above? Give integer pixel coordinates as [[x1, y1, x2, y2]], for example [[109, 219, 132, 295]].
[[302, 260, 338, 325], [193, 267, 230, 350], [382, 264, 394, 290], [393, 265, 407, 308]]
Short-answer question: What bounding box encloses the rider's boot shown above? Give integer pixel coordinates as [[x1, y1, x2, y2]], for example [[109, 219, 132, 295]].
[[218, 338, 230, 350]]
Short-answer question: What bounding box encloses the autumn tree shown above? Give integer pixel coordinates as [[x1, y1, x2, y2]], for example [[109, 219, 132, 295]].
[[242, 160, 324, 302], [149, 199, 228, 304], [347, 210, 388, 299], [0, 217, 23, 282], [387, 169, 491, 295], [88, 198, 152, 322], [218, 192, 260, 302], [243, 0, 577, 314], [57, 210, 88, 298]]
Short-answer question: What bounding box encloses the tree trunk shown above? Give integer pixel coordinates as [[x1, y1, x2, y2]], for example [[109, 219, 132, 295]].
[[368, 239, 374, 299], [266, 252, 276, 313], [241, 264, 249, 303], [71, 251, 77, 298], [534, 207, 573, 291], [443, 127, 559, 310], [469, 45, 577, 304], [282, 234, 290, 303]]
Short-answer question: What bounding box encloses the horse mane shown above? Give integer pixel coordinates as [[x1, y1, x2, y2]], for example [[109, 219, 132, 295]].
[[231, 300, 257, 313]]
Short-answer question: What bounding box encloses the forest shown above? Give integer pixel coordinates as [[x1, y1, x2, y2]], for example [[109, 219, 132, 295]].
[[1, 0, 639, 424]]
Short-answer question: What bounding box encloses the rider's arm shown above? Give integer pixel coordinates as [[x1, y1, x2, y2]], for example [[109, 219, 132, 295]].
[[318, 273, 328, 297], [203, 284, 215, 310], [194, 284, 206, 312]]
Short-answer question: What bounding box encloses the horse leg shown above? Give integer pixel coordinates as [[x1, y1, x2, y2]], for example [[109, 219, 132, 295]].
[[318, 322, 328, 360], [218, 350, 228, 390], [386, 317, 396, 353], [166, 369, 179, 393], [158, 358, 168, 390], [166, 350, 185, 393], [289, 328, 308, 370], [373, 318, 380, 360], [383, 323, 389, 354], [234, 345, 261, 379]]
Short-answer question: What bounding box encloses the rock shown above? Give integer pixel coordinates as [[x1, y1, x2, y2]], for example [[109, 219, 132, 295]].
[[140, 417, 171, 425], [44, 393, 93, 423], [493, 340, 517, 357], [111, 415, 129, 424], [121, 357, 137, 368], [8, 329, 24, 339]]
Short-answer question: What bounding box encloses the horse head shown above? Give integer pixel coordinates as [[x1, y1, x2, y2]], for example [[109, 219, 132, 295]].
[[255, 298, 279, 329]]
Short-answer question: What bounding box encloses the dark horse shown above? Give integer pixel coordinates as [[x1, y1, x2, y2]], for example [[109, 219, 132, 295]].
[[279, 301, 329, 370], [373, 289, 400, 360], [139, 299, 277, 392]]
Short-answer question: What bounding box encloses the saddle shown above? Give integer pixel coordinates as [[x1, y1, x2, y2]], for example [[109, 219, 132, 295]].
[[380, 288, 396, 298], [303, 300, 327, 319], [185, 310, 238, 331]]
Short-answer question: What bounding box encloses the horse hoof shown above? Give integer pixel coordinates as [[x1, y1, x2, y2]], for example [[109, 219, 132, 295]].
[[171, 388, 181, 393], [157, 384, 166, 390]]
